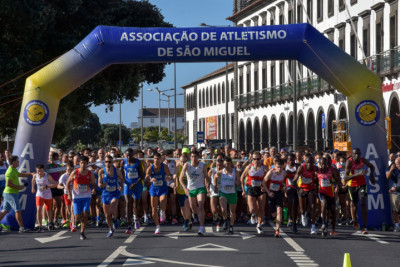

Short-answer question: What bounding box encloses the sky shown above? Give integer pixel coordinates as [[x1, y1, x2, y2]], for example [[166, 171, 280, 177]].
[[90, 0, 233, 126]]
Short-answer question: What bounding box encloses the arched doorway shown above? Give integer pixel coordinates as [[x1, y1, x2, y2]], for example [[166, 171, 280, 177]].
[[389, 94, 400, 152], [307, 111, 316, 150], [254, 118, 261, 151], [326, 107, 336, 150], [298, 112, 306, 147], [239, 120, 245, 150], [316, 109, 324, 151], [261, 117, 269, 149], [288, 113, 293, 150], [339, 105, 347, 120], [270, 116, 278, 148], [246, 119, 253, 151], [279, 114, 287, 150]]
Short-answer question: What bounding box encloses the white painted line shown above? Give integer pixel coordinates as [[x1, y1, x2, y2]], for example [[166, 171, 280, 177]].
[[98, 246, 127, 267], [290, 257, 311, 260], [294, 260, 316, 263], [125, 227, 144, 244], [183, 243, 238, 251], [239, 232, 256, 240], [267, 222, 304, 252], [296, 264, 319, 266], [205, 226, 213, 233], [285, 251, 304, 254], [165, 232, 199, 239], [123, 258, 154, 266], [121, 248, 223, 267], [35, 230, 71, 244], [351, 232, 389, 244]]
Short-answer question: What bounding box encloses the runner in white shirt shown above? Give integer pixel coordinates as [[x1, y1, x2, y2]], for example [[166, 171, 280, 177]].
[[179, 151, 210, 235], [58, 162, 75, 232], [31, 164, 57, 232]]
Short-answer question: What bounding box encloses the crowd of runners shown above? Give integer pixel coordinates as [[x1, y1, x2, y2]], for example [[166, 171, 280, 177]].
[[1, 145, 400, 240]]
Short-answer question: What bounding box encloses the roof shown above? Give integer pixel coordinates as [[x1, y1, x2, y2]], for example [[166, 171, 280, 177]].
[[226, 0, 265, 22], [141, 108, 184, 117], [181, 62, 234, 89]]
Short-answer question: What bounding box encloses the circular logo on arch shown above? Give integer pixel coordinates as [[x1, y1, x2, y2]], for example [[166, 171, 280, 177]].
[[355, 100, 380, 126], [24, 100, 49, 126]]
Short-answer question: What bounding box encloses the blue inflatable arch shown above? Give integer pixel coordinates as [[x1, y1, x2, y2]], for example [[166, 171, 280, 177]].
[[4, 23, 389, 229]]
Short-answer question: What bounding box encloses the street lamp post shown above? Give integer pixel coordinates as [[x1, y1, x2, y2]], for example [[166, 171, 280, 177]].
[[141, 83, 144, 150], [162, 92, 184, 133], [148, 87, 174, 134]]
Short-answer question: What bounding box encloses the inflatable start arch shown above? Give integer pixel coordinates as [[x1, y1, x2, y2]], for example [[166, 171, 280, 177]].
[[2, 24, 390, 229]]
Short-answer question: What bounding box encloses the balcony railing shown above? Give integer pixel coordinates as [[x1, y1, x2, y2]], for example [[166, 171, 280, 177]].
[[281, 83, 292, 99], [272, 85, 281, 100], [379, 50, 392, 75], [310, 75, 320, 92], [298, 77, 310, 96], [393, 46, 400, 71]]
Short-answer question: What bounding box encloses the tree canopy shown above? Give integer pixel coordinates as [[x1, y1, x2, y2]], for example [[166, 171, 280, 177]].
[[0, 0, 172, 141]]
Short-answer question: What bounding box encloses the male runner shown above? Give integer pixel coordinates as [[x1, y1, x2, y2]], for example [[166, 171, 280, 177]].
[[179, 151, 210, 235], [66, 156, 97, 240], [344, 148, 376, 234]]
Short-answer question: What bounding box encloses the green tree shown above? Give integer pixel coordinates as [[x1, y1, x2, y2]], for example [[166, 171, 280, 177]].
[[0, 0, 172, 140], [101, 124, 130, 146], [57, 112, 102, 150]]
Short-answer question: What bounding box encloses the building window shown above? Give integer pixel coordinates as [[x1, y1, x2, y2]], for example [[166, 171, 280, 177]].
[[350, 34, 357, 59], [307, 0, 313, 23], [161, 119, 165, 123], [339, 0, 345, 12], [297, 4, 303, 23], [230, 79, 234, 101], [288, 10, 293, 24], [239, 74, 243, 94], [218, 84, 221, 104], [328, 0, 334, 17], [214, 85, 217, 105], [270, 64, 276, 87], [279, 61, 285, 85], [151, 119, 155, 123], [270, 10, 275, 25], [254, 68, 258, 91], [262, 64, 266, 89], [317, 0, 323, 22], [246, 69, 251, 93], [350, 0, 357, 5], [390, 14, 398, 49], [182, 118, 184, 123], [376, 21, 383, 54]]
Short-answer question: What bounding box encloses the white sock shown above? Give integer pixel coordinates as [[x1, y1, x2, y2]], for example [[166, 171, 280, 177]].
[[257, 223, 261, 228]]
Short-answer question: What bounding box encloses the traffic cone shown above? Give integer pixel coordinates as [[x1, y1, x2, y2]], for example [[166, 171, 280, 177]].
[[343, 253, 352, 267]]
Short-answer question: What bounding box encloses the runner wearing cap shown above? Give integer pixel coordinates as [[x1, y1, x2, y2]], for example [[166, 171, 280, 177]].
[[175, 151, 192, 231]]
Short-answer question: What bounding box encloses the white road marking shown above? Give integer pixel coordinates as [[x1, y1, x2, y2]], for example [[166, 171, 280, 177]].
[[351, 232, 389, 244], [125, 227, 144, 244], [284, 251, 319, 267], [165, 231, 255, 240], [98, 246, 127, 267], [35, 230, 71, 244], [123, 258, 155, 265], [183, 243, 238, 251], [239, 232, 256, 240]]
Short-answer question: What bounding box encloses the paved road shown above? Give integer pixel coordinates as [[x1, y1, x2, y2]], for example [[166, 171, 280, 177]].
[[0, 222, 399, 267]]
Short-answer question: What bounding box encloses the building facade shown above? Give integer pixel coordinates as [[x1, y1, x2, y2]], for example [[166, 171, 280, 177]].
[[131, 108, 185, 131], [183, 0, 400, 152]]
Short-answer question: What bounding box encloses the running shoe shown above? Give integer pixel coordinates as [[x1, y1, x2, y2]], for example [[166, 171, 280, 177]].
[[183, 220, 189, 232], [361, 228, 368, 235], [310, 225, 317, 235], [188, 222, 193, 230], [222, 219, 228, 230], [48, 222, 55, 231], [125, 226, 133, 234], [394, 225, 400, 232], [36, 227, 44, 233], [330, 231, 339, 236], [143, 215, 149, 224], [80, 233, 87, 240], [113, 220, 118, 230], [321, 224, 327, 232], [70, 226, 77, 232], [172, 218, 178, 225], [96, 220, 101, 227], [197, 227, 205, 236], [228, 226, 234, 235], [301, 214, 307, 227], [107, 229, 114, 237], [135, 221, 141, 230], [120, 219, 126, 227], [353, 221, 360, 231], [160, 212, 166, 224], [62, 221, 70, 228], [291, 224, 298, 234], [250, 214, 257, 225], [154, 226, 161, 234], [216, 224, 221, 232], [19, 227, 28, 233], [256, 226, 263, 234], [274, 229, 281, 238]]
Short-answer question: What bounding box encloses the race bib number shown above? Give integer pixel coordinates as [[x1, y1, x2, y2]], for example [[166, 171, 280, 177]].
[[269, 183, 280, 192], [251, 180, 261, 187], [78, 184, 88, 193], [223, 185, 235, 194], [302, 177, 312, 184], [106, 185, 116, 192], [154, 180, 164, 187], [354, 169, 364, 175], [320, 179, 331, 187], [128, 171, 138, 179]]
